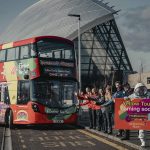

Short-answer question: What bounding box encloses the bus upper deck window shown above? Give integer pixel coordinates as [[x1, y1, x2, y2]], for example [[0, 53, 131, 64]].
[[64, 50, 72, 59], [31, 44, 37, 57], [54, 51, 61, 59], [20, 45, 30, 59], [0, 50, 6, 62], [7, 47, 19, 61]]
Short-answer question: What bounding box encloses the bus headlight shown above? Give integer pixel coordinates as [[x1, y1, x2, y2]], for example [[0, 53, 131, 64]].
[[60, 105, 77, 114], [32, 103, 40, 112]]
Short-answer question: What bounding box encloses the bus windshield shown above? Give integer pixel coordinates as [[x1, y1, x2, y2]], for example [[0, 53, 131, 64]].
[[31, 80, 78, 108], [37, 39, 74, 60]]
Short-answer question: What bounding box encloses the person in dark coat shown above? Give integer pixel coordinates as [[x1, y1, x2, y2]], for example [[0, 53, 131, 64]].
[[113, 81, 126, 137], [120, 83, 133, 140], [101, 87, 113, 134]]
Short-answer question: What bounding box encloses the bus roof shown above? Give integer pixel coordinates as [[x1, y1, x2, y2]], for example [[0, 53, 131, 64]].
[[0, 36, 73, 50]]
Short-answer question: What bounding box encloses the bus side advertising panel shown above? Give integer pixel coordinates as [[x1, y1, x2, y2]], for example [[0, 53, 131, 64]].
[[114, 98, 150, 130], [0, 58, 40, 82]]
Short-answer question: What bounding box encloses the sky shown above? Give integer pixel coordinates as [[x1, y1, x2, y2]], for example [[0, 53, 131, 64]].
[[0, 0, 150, 72], [0, 0, 39, 34], [108, 0, 150, 72]]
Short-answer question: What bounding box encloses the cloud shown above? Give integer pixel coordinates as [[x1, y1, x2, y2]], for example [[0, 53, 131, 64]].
[[117, 5, 150, 53]]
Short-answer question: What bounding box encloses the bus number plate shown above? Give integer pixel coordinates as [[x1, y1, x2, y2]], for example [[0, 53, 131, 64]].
[[45, 108, 59, 114], [53, 120, 64, 123]]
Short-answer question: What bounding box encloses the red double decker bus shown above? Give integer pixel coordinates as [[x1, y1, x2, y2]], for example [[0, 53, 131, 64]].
[[0, 36, 78, 128]]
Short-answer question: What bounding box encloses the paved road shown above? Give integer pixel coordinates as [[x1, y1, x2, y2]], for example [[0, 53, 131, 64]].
[[79, 111, 150, 149], [0, 125, 4, 149], [10, 125, 131, 150]]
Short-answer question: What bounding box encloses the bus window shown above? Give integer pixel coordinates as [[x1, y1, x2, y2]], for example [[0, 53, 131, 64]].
[[7, 47, 19, 61], [62, 82, 78, 106], [31, 44, 37, 57], [17, 81, 30, 104], [48, 52, 53, 58], [4, 86, 10, 104], [54, 50, 61, 59], [20, 45, 30, 59], [62, 49, 72, 60], [15, 47, 20, 59], [0, 84, 10, 104], [31, 80, 61, 107], [0, 50, 6, 62], [37, 39, 74, 60], [39, 51, 53, 58]]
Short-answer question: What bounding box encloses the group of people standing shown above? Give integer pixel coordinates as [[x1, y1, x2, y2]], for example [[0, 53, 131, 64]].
[[75, 85, 113, 133], [75, 81, 149, 147]]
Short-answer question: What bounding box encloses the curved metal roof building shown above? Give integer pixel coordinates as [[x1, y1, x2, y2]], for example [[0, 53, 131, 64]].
[[0, 0, 133, 87]]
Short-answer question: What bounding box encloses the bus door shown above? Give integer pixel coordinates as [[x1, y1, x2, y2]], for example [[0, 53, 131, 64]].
[[0, 83, 10, 124]]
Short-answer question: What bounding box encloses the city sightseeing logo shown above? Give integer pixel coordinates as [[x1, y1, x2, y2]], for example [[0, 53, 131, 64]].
[[16, 110, 28, 121]]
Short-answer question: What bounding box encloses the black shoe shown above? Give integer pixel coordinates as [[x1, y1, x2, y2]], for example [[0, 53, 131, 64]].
[[93, 127, 96, 130], [107, 131, 112, 134], [121, 137, 129, 140], [103, 130, 107, 133], [116, 134, 122, 137], [97, 127, 101, 131], [89, 126, 93, 129]]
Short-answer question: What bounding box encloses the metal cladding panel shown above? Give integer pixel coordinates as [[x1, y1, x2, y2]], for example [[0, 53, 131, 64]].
[[78, 30, 114, 76], [0, 0, 115, 43]]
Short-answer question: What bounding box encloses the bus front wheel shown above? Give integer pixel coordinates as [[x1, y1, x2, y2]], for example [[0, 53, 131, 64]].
[[8, 110, 14, 129]]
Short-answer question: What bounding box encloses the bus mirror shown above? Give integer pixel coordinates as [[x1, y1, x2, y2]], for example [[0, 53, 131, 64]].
[[24, 74, 29, 80]]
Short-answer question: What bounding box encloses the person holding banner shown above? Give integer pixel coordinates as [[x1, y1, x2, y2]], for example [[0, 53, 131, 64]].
[[129, 82, 150, 147], [113, 81, 126, 137], [120, 83, 133, 140]]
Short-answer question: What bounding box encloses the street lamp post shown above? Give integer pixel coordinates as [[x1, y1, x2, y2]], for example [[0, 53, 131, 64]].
[[68, 14, 81, 90]]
